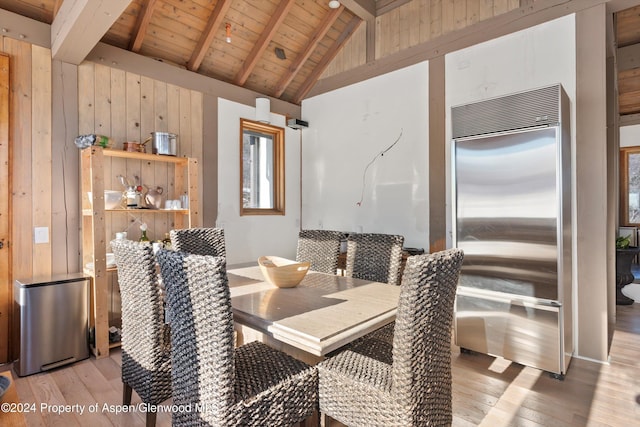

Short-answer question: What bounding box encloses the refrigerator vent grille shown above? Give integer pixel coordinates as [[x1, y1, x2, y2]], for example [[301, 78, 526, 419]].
[[452, 84, 561, 139]]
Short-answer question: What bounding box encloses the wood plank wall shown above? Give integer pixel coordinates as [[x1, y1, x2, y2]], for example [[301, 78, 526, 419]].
[[0, 38, 205, 362], [4, 38, 52, 282], [1, 37, 52, 363], [77, 63, 203, 350], [324, 0, 522, 78], [77, 63, 204, 245]]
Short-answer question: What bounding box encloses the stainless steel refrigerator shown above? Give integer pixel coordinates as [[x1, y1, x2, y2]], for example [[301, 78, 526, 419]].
[[451, 84, 572, 378]]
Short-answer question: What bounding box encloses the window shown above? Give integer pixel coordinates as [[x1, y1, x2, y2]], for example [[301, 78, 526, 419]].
[[240, 118, 285, 215], [621, 147, 640, 225]]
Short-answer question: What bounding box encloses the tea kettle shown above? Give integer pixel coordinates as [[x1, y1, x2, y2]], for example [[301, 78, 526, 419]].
[[145, 186, 164, 210]]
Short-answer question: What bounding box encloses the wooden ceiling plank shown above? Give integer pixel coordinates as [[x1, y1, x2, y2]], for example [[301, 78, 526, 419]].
[[293, 15, 362, 104], [129, 0, 158, 52], [51, 0, 133, 64], [187, 0, 232, 72], [234, 0, 296, 86], [273, 5, 345, 97], [53, 0, 63, 19]]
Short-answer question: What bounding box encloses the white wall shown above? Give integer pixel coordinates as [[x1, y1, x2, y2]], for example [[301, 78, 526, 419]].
[[445, 14, 576, 240], [217, 98, 301, 265], [300, 62, 429, 249], [620, 124, 640, 147]]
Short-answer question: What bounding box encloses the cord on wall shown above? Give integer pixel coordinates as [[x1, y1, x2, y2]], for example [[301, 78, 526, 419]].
[[356, 128, 403, 207]]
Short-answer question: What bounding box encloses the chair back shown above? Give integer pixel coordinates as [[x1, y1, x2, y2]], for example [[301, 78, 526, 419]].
[[156, 249, 235, 426], [170, 227, 226, 257], [110, 239, 171, 405], [345, 233, 404, 285], [391, 248, 464, 425], [296, 230, 345, 274]]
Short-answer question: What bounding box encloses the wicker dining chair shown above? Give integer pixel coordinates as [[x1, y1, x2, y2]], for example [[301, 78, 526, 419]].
[[169, 227, 226, 257], [345, 232, 404, 286], [111, 239, 172, 427], [318, 248, 464, 427], [156, 249, 318, 426], [296, 229, 346, 274]]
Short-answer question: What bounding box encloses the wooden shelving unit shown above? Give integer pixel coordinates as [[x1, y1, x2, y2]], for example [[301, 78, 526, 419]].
[[81, 146, 199, 358]]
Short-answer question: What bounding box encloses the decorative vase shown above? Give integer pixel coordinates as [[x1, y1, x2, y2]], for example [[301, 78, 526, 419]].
[[140, 230, 150, 242], [615, 246, 639, 305]]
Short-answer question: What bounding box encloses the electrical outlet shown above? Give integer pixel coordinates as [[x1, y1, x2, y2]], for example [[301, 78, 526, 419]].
[[34, 227, 49, 244]]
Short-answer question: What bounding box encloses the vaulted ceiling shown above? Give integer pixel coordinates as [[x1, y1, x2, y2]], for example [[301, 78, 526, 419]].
[[0, 0, 395, 105], [2, 1, 640, 113]]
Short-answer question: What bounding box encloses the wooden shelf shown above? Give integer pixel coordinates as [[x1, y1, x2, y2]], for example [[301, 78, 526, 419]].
[[82, 208, 189, 216], [89, 341, 122, 358], [102, 148, 189, 164], [81, 146, 199, 359]]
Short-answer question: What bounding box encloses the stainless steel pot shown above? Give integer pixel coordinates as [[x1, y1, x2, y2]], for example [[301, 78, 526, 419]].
[[145, 132, 177, 156]]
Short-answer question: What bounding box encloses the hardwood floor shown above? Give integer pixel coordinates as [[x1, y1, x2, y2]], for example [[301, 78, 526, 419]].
[[3, 303, 640, 426]]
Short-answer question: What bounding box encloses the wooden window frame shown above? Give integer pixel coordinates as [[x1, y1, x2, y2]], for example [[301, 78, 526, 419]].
[[239, 118, 285, 216], [620, 146, 640, 226]]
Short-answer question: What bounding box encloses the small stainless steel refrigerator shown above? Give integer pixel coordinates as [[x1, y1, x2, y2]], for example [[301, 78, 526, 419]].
[[451, 84, 572, 378]]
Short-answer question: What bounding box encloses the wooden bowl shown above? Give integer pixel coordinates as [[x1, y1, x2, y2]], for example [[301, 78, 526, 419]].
[[258, 256, 310, 288]]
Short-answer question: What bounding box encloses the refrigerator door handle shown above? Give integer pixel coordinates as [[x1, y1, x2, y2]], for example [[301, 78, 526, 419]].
[[457, 286, 561, 311]]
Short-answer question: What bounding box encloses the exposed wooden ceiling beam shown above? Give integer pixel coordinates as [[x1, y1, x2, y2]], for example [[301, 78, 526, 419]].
[[376, 0, 412, 15], [341, 0, 375, 20], [341, 0, 375, 62], [51, 0, 132, 64], [294, 15, 362, 104], [618, 43, 640, 71], [273, 5, 344, 98], [234, 0, 295, 86], [129, 0, 158, 53], [187, 0, 232, 72]]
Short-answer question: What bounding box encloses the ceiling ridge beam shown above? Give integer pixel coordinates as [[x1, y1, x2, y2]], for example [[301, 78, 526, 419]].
[[129, 0, 158, 52], [294, 15, 363, 104], [342, 0, 375, 20], [234, 0, 296, 86], [273, 5, 344, 98], [376, 0, 412, 16], [187, 0, 233, 72], [342, 0, 375, 61]]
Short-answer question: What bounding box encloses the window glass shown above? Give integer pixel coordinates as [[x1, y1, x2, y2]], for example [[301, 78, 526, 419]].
[[621, 147, 640, 225], [240, 119, 285, 215]]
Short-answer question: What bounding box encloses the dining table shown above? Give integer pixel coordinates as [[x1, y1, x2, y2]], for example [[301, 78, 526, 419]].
[[228, 263, 401, 363]]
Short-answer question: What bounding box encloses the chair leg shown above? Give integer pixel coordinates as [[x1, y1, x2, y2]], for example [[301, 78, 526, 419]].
[[146, 410, 157, 427], [122, 382, 132, 405], [301, 410, 320, 427]]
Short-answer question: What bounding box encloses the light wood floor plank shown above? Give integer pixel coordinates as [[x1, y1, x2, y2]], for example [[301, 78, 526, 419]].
[[49, 364, 113, 427], [9, 370, 45, 427], [27, 371, 80, 426], [71, 357, 146, 426], [7, 303, 640, 426]]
